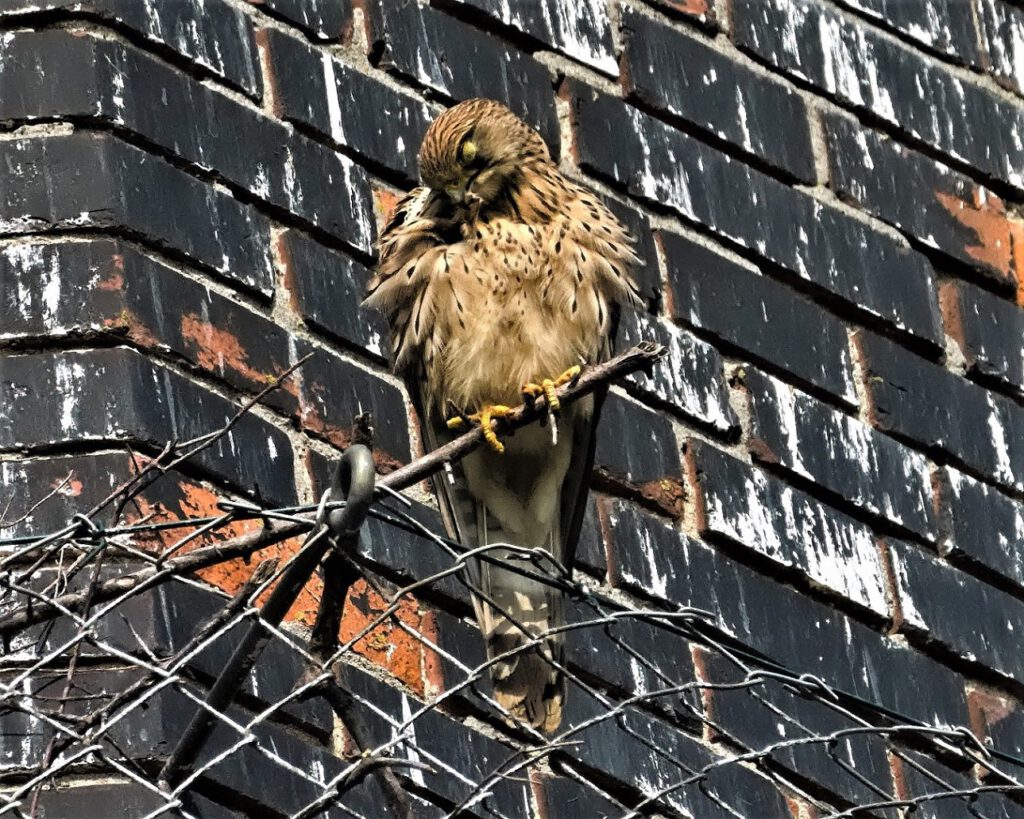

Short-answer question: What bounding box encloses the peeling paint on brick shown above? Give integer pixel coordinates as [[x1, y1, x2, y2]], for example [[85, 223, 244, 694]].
[[936, 189, 1024, 296]]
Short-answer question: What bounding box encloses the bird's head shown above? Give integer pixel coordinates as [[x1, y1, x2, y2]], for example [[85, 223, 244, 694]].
[[418, 98, 551, 209]]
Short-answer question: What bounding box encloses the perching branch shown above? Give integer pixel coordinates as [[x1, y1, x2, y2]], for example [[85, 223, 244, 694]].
[[380, 341, 666, 491]]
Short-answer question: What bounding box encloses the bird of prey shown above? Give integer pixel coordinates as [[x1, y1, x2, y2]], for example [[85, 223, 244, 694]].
[[364, 98, 640, 731]]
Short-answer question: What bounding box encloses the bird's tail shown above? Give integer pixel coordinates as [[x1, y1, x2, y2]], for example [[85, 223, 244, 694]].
[[474, 544, 565, 733]]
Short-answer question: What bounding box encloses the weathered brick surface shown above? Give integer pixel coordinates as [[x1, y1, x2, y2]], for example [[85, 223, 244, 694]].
[[0, 30, 374, 254], [279, 229, 387, 359], [690, 441, 890, 616], [296, 342, 411, 463], [4, 0, 1024, 814], [745, 368, 936, 539], [0, 0, 263, 98], [643, 0, 717, 28], [575, 89, 944, 347], [977, 0, 1024, 96], [0, 239, 298, 413], [827, 114, 1024, 288], [840, 0, 980, 65], [942, 279, 1024, 396], [0, 132, 274, 296], [944, 467, 1024, 589], [0, 347, 295, 503], [369, 1, 559, 154], [622, 6, 815, 180], [663, 231, 858, 404], [451, 0, 617, 74], [702, 651, 896, 805], [559, 687, 790, 817], [594, 392, 683, 507], [258, 0, 351, 40], [858, 330, 1024, 492], [604, 501, 970, 729], [617, 309, 737, 434], [891, 540, 1024, 684], [263, 27, 434, 181], [732, 0, 1024, 192]]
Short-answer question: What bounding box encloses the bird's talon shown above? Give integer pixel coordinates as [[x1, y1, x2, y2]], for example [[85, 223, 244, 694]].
[[445, 404, 513, 453]]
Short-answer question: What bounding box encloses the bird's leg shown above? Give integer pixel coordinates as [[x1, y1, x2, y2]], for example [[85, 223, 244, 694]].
[[446, 404, 514, 453], [521, 365, 582, 415]]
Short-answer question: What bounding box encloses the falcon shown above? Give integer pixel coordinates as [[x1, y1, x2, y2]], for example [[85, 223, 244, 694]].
[[364, 98, 640, 731]]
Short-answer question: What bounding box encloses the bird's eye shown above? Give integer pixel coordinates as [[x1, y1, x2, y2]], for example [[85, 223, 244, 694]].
[[458, 139, 478, 166]]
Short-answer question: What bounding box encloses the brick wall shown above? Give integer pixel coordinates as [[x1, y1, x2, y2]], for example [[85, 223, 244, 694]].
[[2, 0, 1024, 816]]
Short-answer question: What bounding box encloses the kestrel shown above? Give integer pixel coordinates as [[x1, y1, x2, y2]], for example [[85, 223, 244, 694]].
[[364, 98, 640, 731]]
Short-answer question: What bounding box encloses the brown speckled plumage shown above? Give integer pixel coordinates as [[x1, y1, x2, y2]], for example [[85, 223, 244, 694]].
[[365, 99, 639, 731]]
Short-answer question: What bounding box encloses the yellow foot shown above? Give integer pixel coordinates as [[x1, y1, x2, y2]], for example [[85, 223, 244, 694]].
[[446, 404, 514, 453], [521, 365, 582, 414]]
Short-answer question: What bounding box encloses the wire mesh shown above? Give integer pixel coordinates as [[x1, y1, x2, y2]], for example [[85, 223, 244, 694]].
[[2, 352, 1023, 819]]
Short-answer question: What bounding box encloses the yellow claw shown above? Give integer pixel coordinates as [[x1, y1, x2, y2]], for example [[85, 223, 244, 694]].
[[446, 404, 513, 453], [521, 365, 582, 414]]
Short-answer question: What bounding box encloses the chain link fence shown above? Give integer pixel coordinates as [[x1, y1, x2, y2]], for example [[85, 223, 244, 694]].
[[1, 347, 1023, 818]]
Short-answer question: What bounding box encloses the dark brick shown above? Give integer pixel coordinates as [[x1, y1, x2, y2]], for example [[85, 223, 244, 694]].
[[604, 500, 970, 729], [370, 2, 559, 154], [597, 195, 661, 313], [858, 330, 1024, 492], [0, 452, 130, 540], [264, 27, 434, 182], [702, 651, 896, 806], [617, 310, 738, 435], [0, 239, 299, 414], [944, 280, 1024, 397], [297, 342, 411, 464], [745, 368, 936, 540], [0, 132, 273, 296], [840, 0, 982, 67], [280, 229, 388, 359], [692, 441, 890, 615], [945, 467, 1024, 589], [0, 347, 295, 503], [33, 782, 174, 817], [573, 88, 943, 347], [827, 113, 1021, 286], [663, 231, 857, 404], [406, 707, 532, 817], [572, 495, 607, 577], [1, 567, 215, 663], [565, 590, 700, 713], [605, 499, 699, 600], [559, 688, 789, 818], [987, 700, 1024, 759], [142, 685, 367, 817], [344, 665, 530, 817], [259, 0, 352, 40], [891, 540, 1024, 683], [731, 0, 1024, 192], [534, 772, 625, 818], [0, 0, 263, 98], [895, 748, 1024, 819], [458, 0, 615, 73], [976, 0, 1024, 97], [643, 0, 718, 28], [622, 6, 814, 181], [594, 392, 681, 488], [0, 30, 374, 255]]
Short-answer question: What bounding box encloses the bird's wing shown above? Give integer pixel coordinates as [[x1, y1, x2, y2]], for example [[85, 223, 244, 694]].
[[364, 187, 460, 376]]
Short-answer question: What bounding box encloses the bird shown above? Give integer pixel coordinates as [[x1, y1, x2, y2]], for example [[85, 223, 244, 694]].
[[364, 98, 640, 732]]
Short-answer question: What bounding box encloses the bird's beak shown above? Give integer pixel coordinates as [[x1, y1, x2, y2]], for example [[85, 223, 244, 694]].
[[445, 185, 467, 203]]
